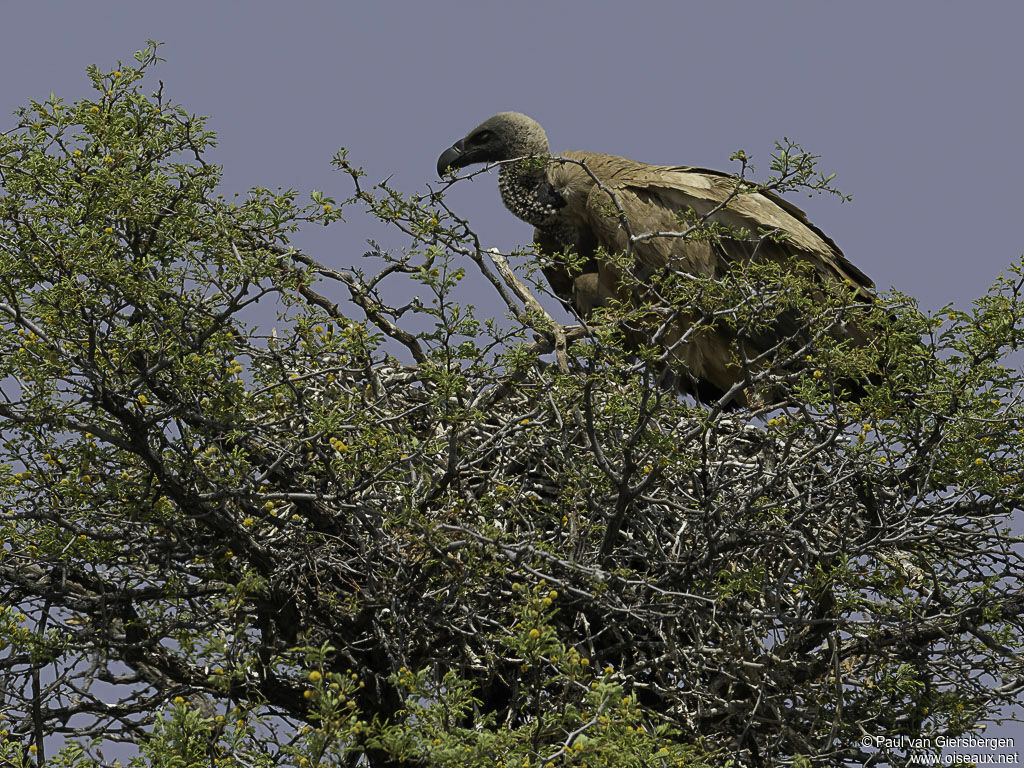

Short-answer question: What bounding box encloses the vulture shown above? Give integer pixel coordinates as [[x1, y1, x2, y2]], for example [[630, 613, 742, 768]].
[[437, 112, 876, 405]]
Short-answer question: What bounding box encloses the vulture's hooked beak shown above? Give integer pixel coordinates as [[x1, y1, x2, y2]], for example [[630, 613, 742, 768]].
[[437, 139, 470, 177]]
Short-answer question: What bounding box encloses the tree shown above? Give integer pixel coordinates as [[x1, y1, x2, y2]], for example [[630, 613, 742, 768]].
[[1, 43, 1023, 768]]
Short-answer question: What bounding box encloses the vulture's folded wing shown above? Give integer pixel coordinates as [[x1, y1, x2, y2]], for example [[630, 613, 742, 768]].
[[562, 153, 874, 301]]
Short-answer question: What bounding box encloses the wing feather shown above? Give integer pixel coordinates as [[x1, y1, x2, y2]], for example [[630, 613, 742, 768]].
[[550, 151, 873, 300], [539, 150, 876, 403]]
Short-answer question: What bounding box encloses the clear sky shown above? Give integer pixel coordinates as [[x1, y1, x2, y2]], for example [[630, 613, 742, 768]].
[[3, 0, 1023, 750], [3, 2, 1022, 313]]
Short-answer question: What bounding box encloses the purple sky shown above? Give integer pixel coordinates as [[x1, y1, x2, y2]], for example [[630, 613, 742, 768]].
[[4, 3, 1022, 313], [3, 0, 1023, 751]]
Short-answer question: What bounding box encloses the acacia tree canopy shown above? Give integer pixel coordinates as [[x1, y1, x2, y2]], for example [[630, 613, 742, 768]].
[[2, 44, 1024, 768]]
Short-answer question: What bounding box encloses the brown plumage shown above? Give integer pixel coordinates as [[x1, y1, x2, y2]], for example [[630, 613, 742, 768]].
[[438, 112, 875, 405]]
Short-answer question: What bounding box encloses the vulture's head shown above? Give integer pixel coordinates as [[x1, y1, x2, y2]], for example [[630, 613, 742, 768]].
[[436, 112, 549, 177]]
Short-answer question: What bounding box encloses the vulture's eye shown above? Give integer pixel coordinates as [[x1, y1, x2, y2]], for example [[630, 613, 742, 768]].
[[468, 130, 493, 145]]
